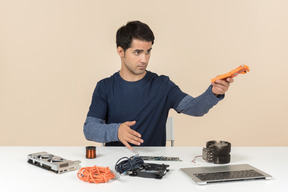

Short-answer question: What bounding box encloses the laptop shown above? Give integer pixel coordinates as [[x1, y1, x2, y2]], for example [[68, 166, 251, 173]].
[[180, 164, 272, 185]]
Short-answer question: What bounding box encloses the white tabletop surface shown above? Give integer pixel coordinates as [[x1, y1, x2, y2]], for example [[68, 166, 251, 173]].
[[0, 146, 287, 192]]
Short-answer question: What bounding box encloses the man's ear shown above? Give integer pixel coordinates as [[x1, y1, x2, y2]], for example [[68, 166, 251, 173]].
[[117, 46, 125, 58]]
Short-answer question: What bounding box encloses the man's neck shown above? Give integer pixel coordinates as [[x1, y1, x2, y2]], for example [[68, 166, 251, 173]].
[[119, 69, 146, 82]]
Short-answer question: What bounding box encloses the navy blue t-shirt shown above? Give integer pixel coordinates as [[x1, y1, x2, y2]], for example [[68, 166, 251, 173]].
[[87, 71, 187, 146]]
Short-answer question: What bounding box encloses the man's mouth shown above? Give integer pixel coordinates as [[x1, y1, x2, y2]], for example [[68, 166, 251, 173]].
[[137, 65, 146, 69]]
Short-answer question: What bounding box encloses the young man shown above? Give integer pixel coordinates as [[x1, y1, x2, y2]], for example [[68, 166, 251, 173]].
[[84, 21, 233, 150]]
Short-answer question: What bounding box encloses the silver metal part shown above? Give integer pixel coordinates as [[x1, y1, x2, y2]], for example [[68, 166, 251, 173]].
[[27, 152, 81, 174], [139, 156, 181, 161]]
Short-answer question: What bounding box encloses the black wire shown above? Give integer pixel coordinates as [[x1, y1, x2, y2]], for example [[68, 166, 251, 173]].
[[115, 156, 144, 174]]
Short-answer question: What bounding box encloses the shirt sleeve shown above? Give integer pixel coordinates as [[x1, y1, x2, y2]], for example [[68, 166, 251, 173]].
[[166, 77, 188, 109], [84, 80, 120, 143], [87, 81, 108, 119], [175, 85, 224, 116], [83, 116, 120, 143]]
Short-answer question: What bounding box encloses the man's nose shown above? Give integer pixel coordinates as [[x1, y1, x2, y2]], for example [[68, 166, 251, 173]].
[[140, 54, 149, 63]]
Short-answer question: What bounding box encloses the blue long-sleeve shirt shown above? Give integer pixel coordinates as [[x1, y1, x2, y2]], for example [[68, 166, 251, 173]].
[[84, 71, 223, 146]]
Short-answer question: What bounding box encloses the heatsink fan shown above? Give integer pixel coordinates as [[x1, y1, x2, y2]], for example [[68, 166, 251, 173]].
[[27, 152, 81, 174]]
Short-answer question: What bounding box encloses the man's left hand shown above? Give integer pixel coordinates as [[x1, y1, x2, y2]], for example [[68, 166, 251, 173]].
[[211, 78, 234, 96]]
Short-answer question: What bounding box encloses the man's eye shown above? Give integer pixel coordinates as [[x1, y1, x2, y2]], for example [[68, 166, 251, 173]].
[[134, 51, 140, 55]]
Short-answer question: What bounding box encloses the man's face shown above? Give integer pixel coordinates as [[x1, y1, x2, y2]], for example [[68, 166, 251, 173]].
[[118, 39, 152, 77]]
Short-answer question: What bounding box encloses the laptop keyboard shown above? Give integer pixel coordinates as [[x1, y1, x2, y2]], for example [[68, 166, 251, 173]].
[[195, 169, 265, 182]]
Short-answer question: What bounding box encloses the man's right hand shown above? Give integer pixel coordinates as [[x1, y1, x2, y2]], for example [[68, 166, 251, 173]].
[[118, 121, 143, 151]]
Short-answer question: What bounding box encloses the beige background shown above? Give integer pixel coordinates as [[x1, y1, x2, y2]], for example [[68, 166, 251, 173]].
[[1, 0, 287, 146]]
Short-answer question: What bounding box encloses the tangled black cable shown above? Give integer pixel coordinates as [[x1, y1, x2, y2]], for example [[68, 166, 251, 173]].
[[115, 156, 144, 174]]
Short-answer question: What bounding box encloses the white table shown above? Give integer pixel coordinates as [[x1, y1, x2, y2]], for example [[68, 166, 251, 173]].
[[0, 146, 287, 192]]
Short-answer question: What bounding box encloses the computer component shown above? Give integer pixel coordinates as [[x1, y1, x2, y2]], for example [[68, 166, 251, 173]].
[[27, 152, 81, 174], [181, 164, 272, 185], [129, 163, 169, 179], [115, 156, 144, 174], [115, 156, 169, 179], [202, 140, 231, 164], [139, 156, 181, 161], [86, 146, 96, 159]]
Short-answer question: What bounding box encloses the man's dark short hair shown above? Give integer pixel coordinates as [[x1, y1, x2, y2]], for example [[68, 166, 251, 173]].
[[116, 21, 155, 51]]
